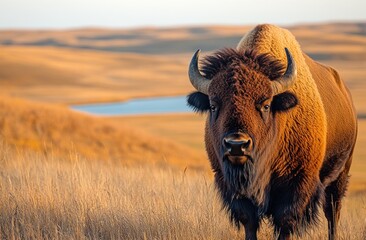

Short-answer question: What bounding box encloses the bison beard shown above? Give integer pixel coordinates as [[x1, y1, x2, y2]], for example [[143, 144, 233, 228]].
[[223, 159, 253, 195], [221, 161, 326, 238]]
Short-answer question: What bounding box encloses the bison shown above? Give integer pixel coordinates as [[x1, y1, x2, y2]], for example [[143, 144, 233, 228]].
[[186, 24, 357, 240]]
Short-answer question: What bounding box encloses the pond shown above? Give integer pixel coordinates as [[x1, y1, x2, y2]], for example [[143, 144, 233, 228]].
[[71, 96, 193, 116]]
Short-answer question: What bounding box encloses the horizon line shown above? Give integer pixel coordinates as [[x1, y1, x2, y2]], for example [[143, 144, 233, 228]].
[[0, 19, 365, 31]]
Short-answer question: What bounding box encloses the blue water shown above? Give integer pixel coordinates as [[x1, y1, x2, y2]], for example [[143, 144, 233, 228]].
[[71, 96, 193, 116]]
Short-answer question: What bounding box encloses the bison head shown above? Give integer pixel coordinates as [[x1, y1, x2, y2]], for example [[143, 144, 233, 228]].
[[187, 48, 298, 193]]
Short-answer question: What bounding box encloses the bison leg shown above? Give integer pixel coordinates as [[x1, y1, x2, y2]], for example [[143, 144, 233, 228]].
[[228, 197, 259, 240], [215, 175, 259, 239], [271, 187, 300, 239], [323, 156, 352, 240], [271, 177, 324, 240], [241, 200, 260, 240]]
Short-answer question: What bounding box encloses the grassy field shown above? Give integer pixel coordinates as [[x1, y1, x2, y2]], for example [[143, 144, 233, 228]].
[[110, 114, 207, 151], [0, 22, 365, 239], [0, 96, 207, 171], [0, 145, 365, 240]]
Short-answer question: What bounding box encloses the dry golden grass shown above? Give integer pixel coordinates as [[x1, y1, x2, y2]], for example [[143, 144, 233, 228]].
[[350, 119, 366, 192], [0, 144, 365, 240], [0, 95, 207, 170], [0, 145, 241, 240], [111, 114, 207, 151]]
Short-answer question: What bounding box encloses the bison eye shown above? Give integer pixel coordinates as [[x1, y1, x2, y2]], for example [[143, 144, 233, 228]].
[[209, 99, 220, 122], [262, 104, 270, 112], [210, 105, 217, 112], [209, 101, 220, 122]]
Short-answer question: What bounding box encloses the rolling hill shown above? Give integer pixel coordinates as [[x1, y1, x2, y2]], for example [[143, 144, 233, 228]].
[[0, 46, 191, 104], [0, 95, 207, 170], [0, 22, 365, 113], [0, 23, 365, 57]]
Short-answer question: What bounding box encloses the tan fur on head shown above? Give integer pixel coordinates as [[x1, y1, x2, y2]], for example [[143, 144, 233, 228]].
[[236, 24, 327, 205]]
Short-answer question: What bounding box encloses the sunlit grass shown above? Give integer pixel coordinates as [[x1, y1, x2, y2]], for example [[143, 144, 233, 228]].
[[0, 145, 365, 239]]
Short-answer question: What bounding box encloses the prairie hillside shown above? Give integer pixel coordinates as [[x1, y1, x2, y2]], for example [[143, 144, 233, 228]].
[[0, 96, 207, 170], [0, 47, 191, 104], [0, 22, 365, 113]]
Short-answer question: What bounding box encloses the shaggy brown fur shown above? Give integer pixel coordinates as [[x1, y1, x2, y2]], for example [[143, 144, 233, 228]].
[[187, 24, 357, 240]]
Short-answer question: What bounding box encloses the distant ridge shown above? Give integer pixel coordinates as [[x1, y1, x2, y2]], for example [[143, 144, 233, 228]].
[[0, 22, 365, 113], [0, 22, 365, 59]]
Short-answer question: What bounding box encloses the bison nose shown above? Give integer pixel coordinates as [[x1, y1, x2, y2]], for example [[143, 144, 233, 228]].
[[223, 133, 252, 156]]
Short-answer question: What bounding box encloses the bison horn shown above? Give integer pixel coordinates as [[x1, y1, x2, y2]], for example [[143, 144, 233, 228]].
[[188, 49, 211, 95], [271, 48, 297, 95]]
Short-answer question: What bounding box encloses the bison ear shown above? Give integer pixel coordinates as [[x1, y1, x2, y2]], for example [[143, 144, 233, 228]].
[[187, 92, 210, 113], [272, 91, 298, 112]]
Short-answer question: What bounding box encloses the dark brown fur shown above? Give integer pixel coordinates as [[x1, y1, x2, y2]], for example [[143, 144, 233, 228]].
[[187, 45, 357, 240]]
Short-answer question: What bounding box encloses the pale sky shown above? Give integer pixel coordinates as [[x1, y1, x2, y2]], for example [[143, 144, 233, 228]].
[[0, 0, 365, 29]]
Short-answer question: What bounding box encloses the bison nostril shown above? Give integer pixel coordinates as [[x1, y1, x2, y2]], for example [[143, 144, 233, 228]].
[[242, 139, 251, 150], [223, 138, 231, 150], [223, 139, 245, 155], [223, 134, 253, 156]]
